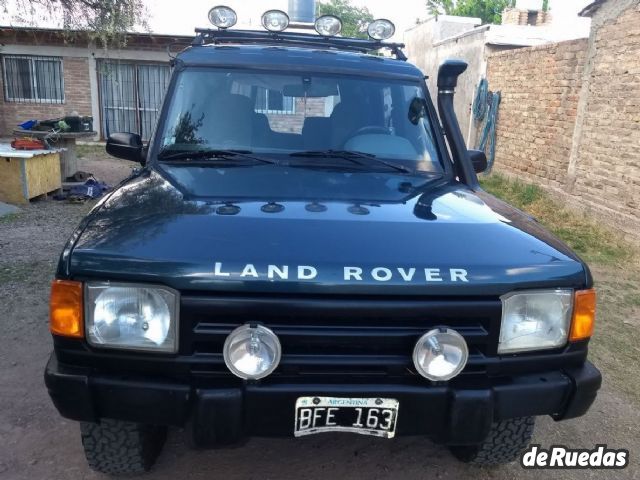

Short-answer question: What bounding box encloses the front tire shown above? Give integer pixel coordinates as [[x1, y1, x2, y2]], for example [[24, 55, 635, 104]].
[[449, 416, 535, 466], [80, 419, 167, 476]]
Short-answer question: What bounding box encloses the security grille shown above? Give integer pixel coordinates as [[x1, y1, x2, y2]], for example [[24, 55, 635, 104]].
[[99, 61, 170, 140], [179, 293, 500, 378], [2, 54, 64, 103]]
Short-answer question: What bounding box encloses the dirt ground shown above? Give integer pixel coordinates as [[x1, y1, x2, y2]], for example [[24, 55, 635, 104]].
[[0, 152, 638, 480]]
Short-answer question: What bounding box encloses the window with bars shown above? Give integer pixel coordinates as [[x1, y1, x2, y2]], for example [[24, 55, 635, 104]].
[[98, 61, 171, 140], [255, 88, 295, 115], [2, 55, 65, 103]]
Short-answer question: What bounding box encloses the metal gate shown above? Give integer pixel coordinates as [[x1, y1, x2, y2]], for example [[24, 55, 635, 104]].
[[98, 61, 170, 140]]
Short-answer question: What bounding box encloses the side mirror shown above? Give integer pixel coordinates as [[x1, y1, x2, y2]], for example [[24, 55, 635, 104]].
[[106, 132, 145, 166], [468, 149, 488, 174]]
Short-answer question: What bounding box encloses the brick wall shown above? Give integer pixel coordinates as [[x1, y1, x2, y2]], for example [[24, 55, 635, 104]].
[[487, 0, 640, 242], [569, 2, 640, 229], [0, 56, 92, 134], [487, 39, 587, 190]]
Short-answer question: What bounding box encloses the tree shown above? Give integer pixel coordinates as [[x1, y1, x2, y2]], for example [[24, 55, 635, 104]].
[[0, 0, 147, 45], [427, 0, 514, 25], [317, 0, 374, 39]]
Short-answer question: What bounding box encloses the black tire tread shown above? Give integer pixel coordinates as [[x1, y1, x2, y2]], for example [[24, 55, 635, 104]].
[[450, 416, 535, 466], [80, 419, 167, 476]]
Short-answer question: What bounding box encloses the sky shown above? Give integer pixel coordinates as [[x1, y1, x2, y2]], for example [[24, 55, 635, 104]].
[[0, 0, 593, 42]]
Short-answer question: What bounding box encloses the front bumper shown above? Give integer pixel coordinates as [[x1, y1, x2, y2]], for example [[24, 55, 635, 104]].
[[45, 354, 601, 446]]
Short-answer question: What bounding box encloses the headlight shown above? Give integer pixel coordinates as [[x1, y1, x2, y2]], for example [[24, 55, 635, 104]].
[[224, 324, 281, 379], [261, 10, 290, 32], [85, 282, 179, 353], [368, 19, 395, 40], [413, 328, 468, 381], [315, 15, 342, 37], [499, 289, 572, 354], [208, 5, 237, 29]]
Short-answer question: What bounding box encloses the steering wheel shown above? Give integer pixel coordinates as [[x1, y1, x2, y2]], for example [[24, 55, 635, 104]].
[[351, 126, 390, 137]]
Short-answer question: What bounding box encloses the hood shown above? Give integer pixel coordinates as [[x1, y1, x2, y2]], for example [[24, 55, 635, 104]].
[[66, 168, 588, 296]]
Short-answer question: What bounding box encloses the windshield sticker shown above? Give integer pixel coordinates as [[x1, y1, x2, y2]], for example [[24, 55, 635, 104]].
[[213, 262, 468, 283]]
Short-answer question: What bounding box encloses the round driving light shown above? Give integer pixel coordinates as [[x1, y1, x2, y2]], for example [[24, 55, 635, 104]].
[[224, 324, 282, 379], [315, 15, 342, 37], [368, 19, 396, 40], [208, 5, 237, 29], [262, 10, 290, 32], [413, 328, 468, 381]]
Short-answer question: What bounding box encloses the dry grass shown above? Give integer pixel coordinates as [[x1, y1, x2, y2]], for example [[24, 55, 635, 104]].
[[480, 173, 632, 266]]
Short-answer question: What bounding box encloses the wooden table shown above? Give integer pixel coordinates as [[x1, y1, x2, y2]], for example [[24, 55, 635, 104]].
[[12, 129, 97, 181], [0, 144, 63, 204]]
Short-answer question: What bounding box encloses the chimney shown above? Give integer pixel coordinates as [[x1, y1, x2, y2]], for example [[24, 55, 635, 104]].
[[501, 6, 550, 26], [502, 0, 550, 25], [288, 0, 317, 23]]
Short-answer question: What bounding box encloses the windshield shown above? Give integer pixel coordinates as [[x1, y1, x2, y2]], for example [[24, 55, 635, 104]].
[[158, 68, 443, 173]]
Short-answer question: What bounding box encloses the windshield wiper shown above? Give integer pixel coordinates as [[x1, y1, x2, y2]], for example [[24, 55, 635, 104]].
[[289, 150, 413, 174], [158, 148, 278, 165]]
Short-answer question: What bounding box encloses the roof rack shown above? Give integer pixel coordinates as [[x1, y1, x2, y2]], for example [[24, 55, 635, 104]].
[[192, 28, 407, 61]]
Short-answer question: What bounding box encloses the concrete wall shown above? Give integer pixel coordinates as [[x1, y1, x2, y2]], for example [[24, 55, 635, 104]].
[[432, 29, 495, 147], [487, 0, 640, 242], [404, 19, 487, 145]]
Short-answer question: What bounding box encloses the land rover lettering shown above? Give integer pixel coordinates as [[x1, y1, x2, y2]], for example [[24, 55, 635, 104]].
[[212, 263, 470, 283]]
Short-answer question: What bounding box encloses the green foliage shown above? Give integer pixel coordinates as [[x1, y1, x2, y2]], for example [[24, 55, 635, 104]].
[[172, 111, 205, 145], [317, 0, 374, 39], [426, 0, 454, 17], [426, 0, 512, 25], [0, 0, 147, 47]]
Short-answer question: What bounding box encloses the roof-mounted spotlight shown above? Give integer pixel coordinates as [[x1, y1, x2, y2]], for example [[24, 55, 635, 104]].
[[315, 15, 342, 37], [368, 19, 395, 40], [262, 10, 290, 32], [208, 5, 237, 29]]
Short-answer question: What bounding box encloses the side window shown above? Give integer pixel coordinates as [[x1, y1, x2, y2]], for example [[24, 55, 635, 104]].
[[382, 87, 393, 130], [2, 55, 64, 103]]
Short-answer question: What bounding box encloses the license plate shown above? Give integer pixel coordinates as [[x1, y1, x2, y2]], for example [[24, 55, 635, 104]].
[[294, 397, 399, 438]]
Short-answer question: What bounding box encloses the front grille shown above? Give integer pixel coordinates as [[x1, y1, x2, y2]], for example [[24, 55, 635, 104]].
[[179, 293, 502, 378]]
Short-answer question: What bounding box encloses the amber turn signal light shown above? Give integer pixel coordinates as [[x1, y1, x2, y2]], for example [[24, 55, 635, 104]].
[[570, 288, 596, 342], [50, 280, 84, 338]]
